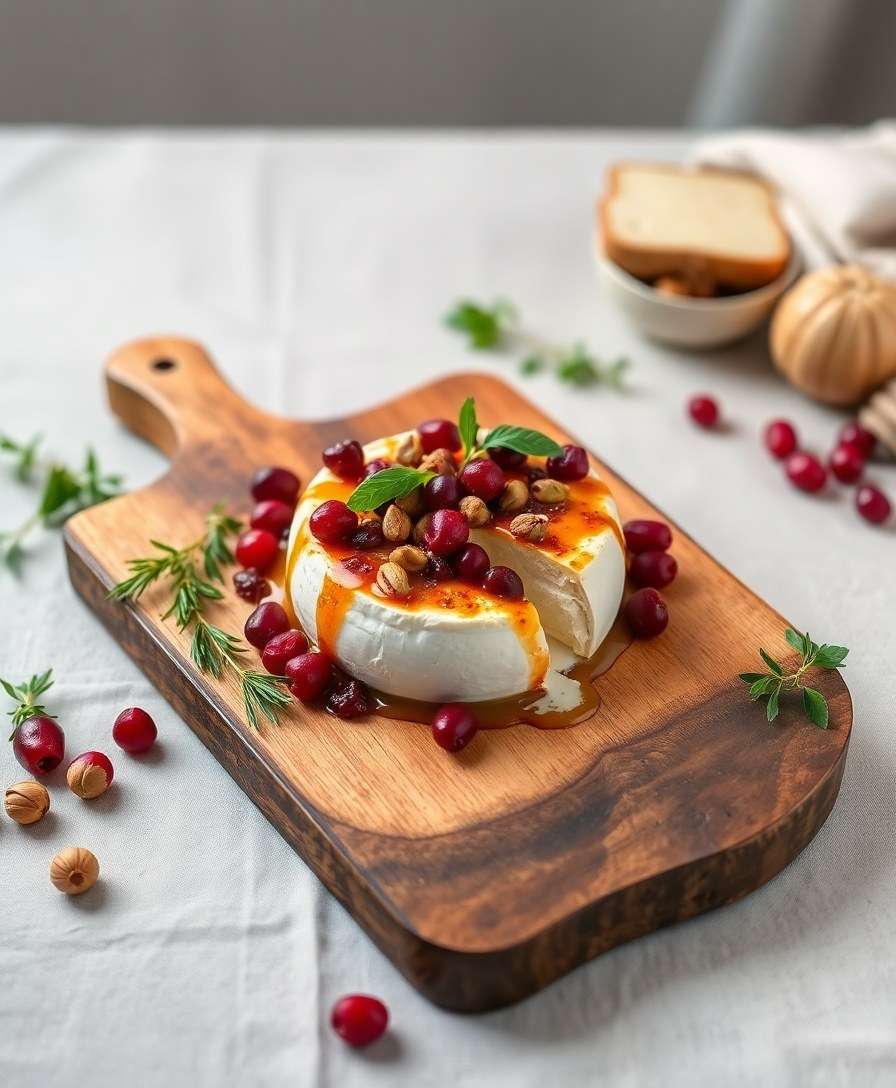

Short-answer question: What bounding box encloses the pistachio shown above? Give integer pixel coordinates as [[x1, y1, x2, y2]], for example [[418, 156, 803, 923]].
[[531, 477, 569, 504], [389, 544, 428, 572], [4, 780, 50, 825], [509, 512, 549, 543], [413, 512, 433, 545], [396, 431, 424, 467], [419, 448, 456, 476], [459, 495, 491, 527], [382, 504, 412, 543], [50, 846, 99, 896], [395, 487, 424, 517], [375, 561, 411, 599], [498, 479, 529, 513]]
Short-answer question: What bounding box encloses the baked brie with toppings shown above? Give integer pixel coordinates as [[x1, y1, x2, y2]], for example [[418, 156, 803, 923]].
[[285, 402, 626, 706]]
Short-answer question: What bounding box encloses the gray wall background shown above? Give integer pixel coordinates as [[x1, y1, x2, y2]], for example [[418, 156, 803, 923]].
[[1, 0, 893, 127]]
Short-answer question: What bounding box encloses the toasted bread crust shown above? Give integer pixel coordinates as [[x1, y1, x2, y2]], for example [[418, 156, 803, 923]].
[[599, 163, 791, 292]]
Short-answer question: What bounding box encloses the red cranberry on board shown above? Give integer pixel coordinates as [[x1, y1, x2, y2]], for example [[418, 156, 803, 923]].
[[432, 704, 479, 752], [424, 509, 469, 555], [351, 521, 385, 550], [233, 567, 272, 603], [489, 446, 527, 470], [363, 457, 391, 479], [285, 653, 332, 701], [764, 419, 798, 459], [327, 679, 371, 719], [423, 554, 453, 582], [481, 565, 525, 600], [785, 452, 828, 493], [330, 994, 389, 1047], [262, 630, 309, 675], [459, 458, 505, 501], [840, 420, 877, 458], [624, 588, 669, 638], [623, 519, 672, 554], [452, 543, 490, 583], [829, 442, 865, 484], [112, 707, 157, 754], [66, 750, 114, 799], [244, 601, 290, 649], [856, 483, 892, 525], [418, 419, 461, 454], [309, 500, 359, 544], [250, 466, 301, 506], [322, 439, 365, 481], [546, 444, 589, 481], [629, 550, 678, 589], [424, 473, 462, 511], [236, 528, 279, 573], [688, 395, 720, 429], [250, 499, 294, 537], [12, 715, 65, 776]]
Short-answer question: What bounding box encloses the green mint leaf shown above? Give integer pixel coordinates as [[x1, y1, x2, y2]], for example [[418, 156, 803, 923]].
[[766, 686, 781, 722], [347, 466, 434, 513], [481, 425, 562, 458], [520, 355, 545, 376], [458, 397, 479, 460], [759, 649, 784, 675], [444, 300, 512, 350], [739, 672, 767, 685], [749, 676, 776, 700], [813, 644, 849, 670], [784, 628, 805, 655], [802, 687, 829, 729]]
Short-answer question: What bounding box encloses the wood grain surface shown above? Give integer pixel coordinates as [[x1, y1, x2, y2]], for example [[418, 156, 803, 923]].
[[63, 337, 852, 1011]]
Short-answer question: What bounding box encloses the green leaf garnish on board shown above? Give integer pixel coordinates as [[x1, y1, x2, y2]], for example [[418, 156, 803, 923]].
[[739, 628, 848, 728]]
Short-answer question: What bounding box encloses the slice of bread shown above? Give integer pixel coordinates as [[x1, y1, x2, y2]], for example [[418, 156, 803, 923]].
[[600, 163, 791, 292]]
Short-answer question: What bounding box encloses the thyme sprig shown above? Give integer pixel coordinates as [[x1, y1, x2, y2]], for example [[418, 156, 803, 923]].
[[740, 628, 849, 728]]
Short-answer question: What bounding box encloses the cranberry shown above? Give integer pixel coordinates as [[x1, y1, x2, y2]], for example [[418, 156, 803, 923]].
[[424, 509, 469, 555], [546, 444, 589, 481], [688, 395, 720, 429], [250, 466, 301, 506], [624, 588, 669, 638], [66, 750, 114, 799], [233, 567, 271, 603], [244, 601, 290, 649], [829, 442, 865, 484], [840, 421, 876, 458], [423, 554, 453, 582], [629, 550, 678, 589], [236, 528, 279, 572], [764, 419, 798, 459], [327, 679, 371, 719], [623, 519, 672, 554], [432, 704, 479, 752], [786, 452, 827, 493], [351, 521, 385, 549], [856, 483, 892, 525], [363, 457, 391, 478], [12, 715, 65, 775], [459, 458, 505, 501], [250, 499, 294, 537], [452, 543, 490, 583], [262, 629, 309, 675], [309, 500, 358, 544], [489, 446, 527, 470], [330, 994, 389, 1047], [482, 565, 524, 600], [285, 653, 332, 701], [424, 474, 462, 511], [322, 439, 365, 480], [112, 707, 157, 753], [418, 419, 461, 454]]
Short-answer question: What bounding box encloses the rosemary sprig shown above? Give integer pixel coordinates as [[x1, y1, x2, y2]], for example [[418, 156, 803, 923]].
[[2, 669, 56, 738], [740, 628, 849, 728], [110, 506, 291, 729]]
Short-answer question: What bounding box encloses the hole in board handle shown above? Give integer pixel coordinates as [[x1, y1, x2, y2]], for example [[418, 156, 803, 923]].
[[151, 358, 177, 372]]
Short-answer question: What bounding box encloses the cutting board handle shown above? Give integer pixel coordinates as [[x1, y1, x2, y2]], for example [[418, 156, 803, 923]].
[[105, 336, 255, 459]]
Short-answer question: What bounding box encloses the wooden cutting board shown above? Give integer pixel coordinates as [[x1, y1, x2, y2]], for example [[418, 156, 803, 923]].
[[64, 337, 852, 1012]]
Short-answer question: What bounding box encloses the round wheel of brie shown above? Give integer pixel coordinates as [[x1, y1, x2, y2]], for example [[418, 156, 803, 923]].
[[286, 424, 625, 705]]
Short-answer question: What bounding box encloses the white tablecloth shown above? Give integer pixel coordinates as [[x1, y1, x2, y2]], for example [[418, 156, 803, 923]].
[[1, 130, 893, 1088]]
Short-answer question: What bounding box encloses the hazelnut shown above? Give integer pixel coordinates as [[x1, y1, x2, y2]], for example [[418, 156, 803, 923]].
[[382, 503, 412, 543], [389, 545, 428, 572], [419, 448, 456, 476], [50, 846, 99, 895], [66, 751, 114, 800], [509, 512, 548, 542], [531, 478, 569, 504], [4, 780, 50, 825], [413, 512, 433, 545], [459, 495, 491, 527], [395, 431, 424, 467], [375, 561, 411, 599], [498, 479, 529, 513], [395, 487, 424, 517]]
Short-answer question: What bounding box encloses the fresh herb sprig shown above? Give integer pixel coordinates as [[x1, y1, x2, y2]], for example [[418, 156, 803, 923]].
[[110, 506, 291, 729], [444, 297, 630, 391], [740, 628, 849, 728], [1, 669, 56, 737], [0, 442, 122, 573]]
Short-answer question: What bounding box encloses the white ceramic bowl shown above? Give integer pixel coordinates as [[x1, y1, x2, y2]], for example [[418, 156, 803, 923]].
[[596, 248, 802, 349]]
